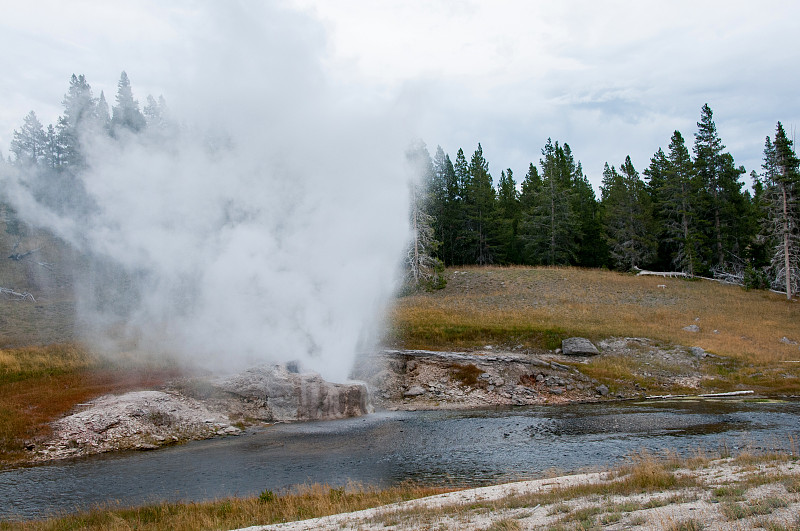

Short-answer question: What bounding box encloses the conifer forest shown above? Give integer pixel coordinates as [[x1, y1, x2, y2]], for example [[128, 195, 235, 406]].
[[3, 73, 799, 298]]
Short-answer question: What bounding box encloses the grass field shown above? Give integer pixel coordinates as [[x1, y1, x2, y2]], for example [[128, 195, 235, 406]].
[[390, 267, 799, 361], [389, 266, 800, 396]]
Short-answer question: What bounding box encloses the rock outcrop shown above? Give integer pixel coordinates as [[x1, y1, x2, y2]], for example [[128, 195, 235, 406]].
[[36, 390, 237, 462], [352, 349, 604, 409], [216, 364, 371, 421], [34, 363, 371, 462]]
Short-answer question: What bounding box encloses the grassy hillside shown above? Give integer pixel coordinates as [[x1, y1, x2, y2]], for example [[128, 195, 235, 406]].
[[390, 266, 799, 360], [389, 266, 800, 395], [0, 207, 78, 347]]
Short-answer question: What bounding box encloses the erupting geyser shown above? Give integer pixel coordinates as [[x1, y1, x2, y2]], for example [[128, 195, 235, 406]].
[[1, 2, 415, 382]]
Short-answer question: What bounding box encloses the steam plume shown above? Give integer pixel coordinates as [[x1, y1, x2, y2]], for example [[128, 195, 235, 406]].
[[2, 2, 414, 382]]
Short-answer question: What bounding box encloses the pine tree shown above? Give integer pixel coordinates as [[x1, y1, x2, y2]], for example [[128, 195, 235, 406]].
[[520, 139, 578, 265], [762, 122, 800, 298], [143, 95, 161, 125], [496, 168, 522, 263], [644, 147, 670, 269], [111, 71, 146, 134], [693, 104, 748, 272], [658, 131, 704, 275], [451, 148, 471, 264], [43, 124, 61, 169], [601, 157, 657, 270], [519, 164, 540, 207], [10, 111, 47, 166], [466, 143, 496, 264], [57, 74, 97, 168], [431, 146, 460, 265], [96, 91, 111, 132], [570, 160, 605, 267]]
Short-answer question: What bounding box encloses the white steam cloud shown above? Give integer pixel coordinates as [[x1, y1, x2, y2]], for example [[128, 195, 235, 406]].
[[3, 2, 414, 382]]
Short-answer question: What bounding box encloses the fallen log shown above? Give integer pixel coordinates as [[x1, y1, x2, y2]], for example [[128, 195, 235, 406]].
[[646, 390, 754, 400], [0, 287, 35, 302], [635, 269, 688, 278]]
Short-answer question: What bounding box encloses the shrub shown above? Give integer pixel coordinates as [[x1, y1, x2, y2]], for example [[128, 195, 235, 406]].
[[743, 264, 769, 290], [449, 363, 484, 387]]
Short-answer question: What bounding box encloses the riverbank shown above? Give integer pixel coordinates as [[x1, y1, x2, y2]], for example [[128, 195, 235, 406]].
[[12, 336, 750, 466], [242, 452, 800, 530]]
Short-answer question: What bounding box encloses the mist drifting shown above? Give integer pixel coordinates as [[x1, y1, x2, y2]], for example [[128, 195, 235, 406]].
[[3, 3, 414, 382]]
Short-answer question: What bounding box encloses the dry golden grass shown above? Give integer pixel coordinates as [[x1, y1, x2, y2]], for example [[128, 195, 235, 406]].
[[0, 343, 95, 380], [390, 266, 800, 393], [391, 267, 799, 361], [0, 483, 451, 531]]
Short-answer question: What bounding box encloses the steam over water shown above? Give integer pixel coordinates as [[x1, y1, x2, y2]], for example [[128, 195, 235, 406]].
[[3, 3, 413, 381]]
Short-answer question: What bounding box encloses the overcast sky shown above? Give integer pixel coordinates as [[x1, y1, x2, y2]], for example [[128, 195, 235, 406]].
[[2, 0, 799, 193]]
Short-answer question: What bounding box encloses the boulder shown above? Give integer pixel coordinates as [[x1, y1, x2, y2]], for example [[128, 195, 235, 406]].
[[403, 386, 426, 397], [595, 384, 609, 396], [561, 337, 600, 356], [217, 364, 371, 422], [689, 346, 706, 358], [683, 325, 700, 333]]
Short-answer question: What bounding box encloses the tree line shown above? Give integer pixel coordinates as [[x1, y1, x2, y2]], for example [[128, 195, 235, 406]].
[[2, 72, 171, 241], [407, 104, 799, 298], [2, 76, 797, 298]]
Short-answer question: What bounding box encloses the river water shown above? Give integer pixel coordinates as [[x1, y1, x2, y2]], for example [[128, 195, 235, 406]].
[[2, 399, 799, 520]]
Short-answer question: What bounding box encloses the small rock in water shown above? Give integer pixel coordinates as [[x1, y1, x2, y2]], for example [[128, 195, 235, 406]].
[[683, 325, 700, 333]]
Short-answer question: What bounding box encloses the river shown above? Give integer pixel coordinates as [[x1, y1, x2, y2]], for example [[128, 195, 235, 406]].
[[2, 398, 799, 520]]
